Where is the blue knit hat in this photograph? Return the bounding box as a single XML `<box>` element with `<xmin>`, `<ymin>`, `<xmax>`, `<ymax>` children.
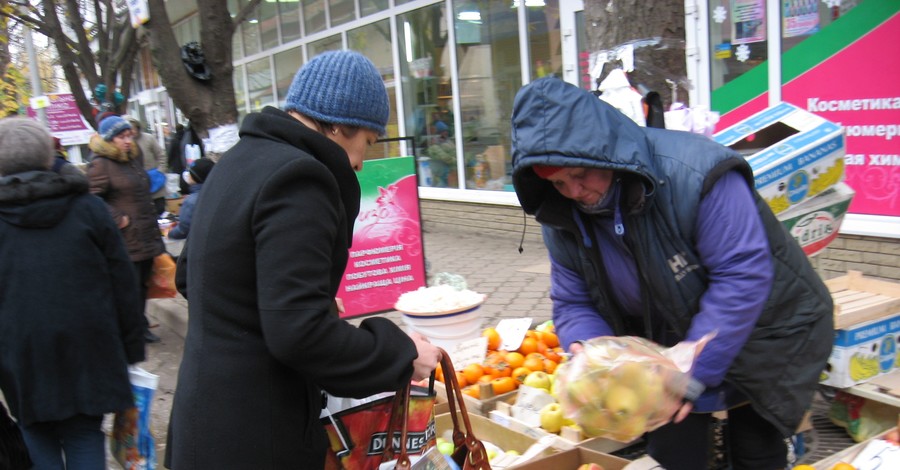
<box><xmin>283</xmin><ymin>51</ymin><xmax>389</xmax><ymax>135</ymax></box>
<box><xmin>98</xmin><ymin>115</ymin><xmax>132</xmax><ymax>141</ymax></box>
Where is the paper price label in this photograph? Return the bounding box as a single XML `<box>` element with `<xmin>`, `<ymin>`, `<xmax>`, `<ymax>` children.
<box><xmin>447</xmin><ymin>336</ymin><xmax>488</xmax><ymax>369</ymax></box>
<box><xmin>497</xmin><ymin>318</ymin><xmax>532</xmax><ymax>351</ymax></box>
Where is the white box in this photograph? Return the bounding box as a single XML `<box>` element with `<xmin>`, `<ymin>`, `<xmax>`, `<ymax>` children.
<box><xmin>821</xmin><ymin>314</ymin><xmax>900</xmax><ymax>388</ymax></box>
<box><xmin>713</xmin><ymin>102</ymin><xmax>845</xmax><ymax>215</ymax></box>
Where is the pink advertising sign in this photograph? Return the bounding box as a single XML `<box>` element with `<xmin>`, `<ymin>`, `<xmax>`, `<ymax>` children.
<box><xmin>26</xmin><ymin>93</ymin><xmax>94</xmax><ymax>145</ymax></box>
<box><xmin>782</xmin><ymin>13</ymin><xmax>900</xmax><ymax>217</ymax></box>
<box><xmin>337</xmin><ymin>156</ymin><xmax>426</xmax><ymax>318</ymax></box>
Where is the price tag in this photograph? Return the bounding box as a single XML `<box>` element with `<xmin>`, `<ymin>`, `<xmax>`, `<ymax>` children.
<box><xmin>447</xmin><ymin>336</ymin><xmax>488</xmax><ymax>369</ymax></box>
<box><xmin>511</xmin><ymin>385</ymin><xmax>555</xmax><ymax>427</ymax></box>
<box><xmin>497</xmin><ymin>318</ymin><xmax>532</xmax><ymax>351</ymax></box>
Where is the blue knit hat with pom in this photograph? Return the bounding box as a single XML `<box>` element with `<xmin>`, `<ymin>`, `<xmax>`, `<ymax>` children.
<box><xmin>283</xmin><ymin>51</ymin><xmax>389</xmax><ymax>136</ymax></box>
<box><xmin>98</xmin><ymin>115</ymin><xmax>132</xmax><ymax>141</ymax></box>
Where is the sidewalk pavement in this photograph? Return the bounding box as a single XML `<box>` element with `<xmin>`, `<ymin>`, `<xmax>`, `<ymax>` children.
<box><xmin>135</xmin><ymin>227</ymin><xmax>554</xmax><ymax>466</ymax></box>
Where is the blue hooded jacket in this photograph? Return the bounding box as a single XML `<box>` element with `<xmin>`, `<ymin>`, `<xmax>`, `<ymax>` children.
<box><xmin>510</xmin><ymin>77</ymin><xmax>833</xmax><ymax>437</ymax></box>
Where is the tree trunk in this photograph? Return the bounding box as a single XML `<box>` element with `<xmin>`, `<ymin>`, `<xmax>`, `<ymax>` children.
<box><xmin>584</xmin><ymin>0</ymin><xmax>687</xmax><ymax>107</ymax></box>
<box><xmin>144</xmin><ymin>0</ymin><xmax>240</xmax><ymax>136</ymax></box>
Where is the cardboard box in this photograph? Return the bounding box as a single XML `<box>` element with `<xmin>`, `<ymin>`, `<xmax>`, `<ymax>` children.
<box><xmin>713</xmin><ymin>102</ymin><xmax>845</xmax><ymax>215</ymax></box>
<box><xmin>777</xmin><ymin>182</ymin><xmax>854</xmax><ymax>257</ymax></box>
<box><xmin>509</xmin><ymin>447</ymin><xmax>630</xmax><ymax>470</ymax></box>
<box><xmin>489</xmin><ymin>402</ymin><xmax>629</xmax><ymax>454</ymax></box>
<box><xmin>434</xmin><ymin>381</ymin><xmax>517</xmax><ymax>417</ymax></box>
<box><xmin>821</xmin><ymin>313</ymin><xmax>900</xmax><ymax>388</ymax></box>
<box><xmin>434</xmin><ymin>412</ymin><xmax>556</xmax><ymax>467</ymax></box>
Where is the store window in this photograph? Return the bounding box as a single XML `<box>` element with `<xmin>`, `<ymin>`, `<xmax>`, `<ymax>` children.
<box><xmin>241</xmin><ymin>0</ymin><xmax>262</xmax><ymax>56</ymax></box>
<box><xmin>454</xmin><ymin>0</ymin><xmax>521</xmax><ymax>191</ymax></box>
<box><xmin>247</xmin><ymin>57</ymin><xmax>275</xmax><ymax>112</ymax></box>
<box><xmin>527</xmin><ymin>0</ymin><xmax>562</xmax><ymax>81</ymax></box>
<box><xmin>575</xmin><ymin>10</ymin><xmax>590</xmax><ymax>90</ymax></box>
<box><xmin>259</xmin><ymin>0</ymin><xmax>280</xmax><ymax>50</ymax></box>
<box><xmin>398</xmin><ymin>4</ymin><xmax>456</xmax><ymax>188</ymax></box>
<box><xmin>348</xmin><ymin>19</ymin><xmax>401</xmax><ymax>160</ymax></box>
<box><xmin>308</xmin><ymin>34</ymin><xmax>343</xmax><ymax>58</ymax></box>
<box><xmin>234</xmin><ymin>64</ymin><xmax>247</xmax><ymax>121</ymax></box>
<box><xmin>708</xmin><ymin>0</ymin><xmax>768</xmax><ymax>91</ymax></box>
<box><xmin>304</xmin><ymin>0</ymin><xmax>327</xmax><ymax>35</ymax></box>
<box><xmin>360</xmin><ymin>0</ymin><xmax>388</xmax><ymax>17</ymax></box>
<box><xmin>781</xmin><ymin>1</ymin><xmax>860</xmax><ymax>52</ymax></box>
<box><xmin>280</xmin><ymin>0</ymin><xmax>302</xmax><ymax>43</ymax></box>
<box><xmin>275</xmin><ymin>47</ymin><xmax>304</xmax><ymax>107</ymax></box>
<box><xmin>329</xmin><ymin>0</ymin><xmax>355</xmax><ymax>27</ymax></box>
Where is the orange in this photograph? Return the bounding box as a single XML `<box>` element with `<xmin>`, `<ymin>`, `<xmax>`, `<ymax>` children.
<box><xmin>830</xmin><ymin>463</ymin><xmax>856</xmax><ymax>470</ymax></box>
<box><xmin>522</xmin><ymin>354</ymin><xmax>545</xmax><ymax>373</ymax></box>
<box><xmin>462</xmin><ymin>385</ymin><xmax>480</xmax><ymax>399</ymax></box>
<box><xmin>505</xmin><ymin>352</ymin><xmax>525</xmax><ymax>369</ymax></box>
<box><xmin>462</xmin><ymin>363</ymin><xmax>484</xmax><ymax>385</ymax></box>
<box><xmin>477</xmin><ymin>374</ymin><xmax>494</xmax><ymax>385</ymax></box>
<box><xmin>511</xmin><ymin>366</ymin><xmax>532</xmax><ymax>384</ymax></box>
<box><xmin>453</xmin><ymin>370</ymin><xmax>468</xmax><ymax>388</ymax></box>
<box><xmin>543</xmin><ymin>358</ymin><xmax>558</xmax><ymax>374</ymax></box>
<box><xmin>518</xmin><ymin>337</ymin><xmax>539</xmax><ymax>355</ymax></box>
<box><xmin>482</xmin><ymin>327</ymin><xmax>502</xmax><ymax>351</ymax></box>
<box><xmin>543</xmin><ymin>348</ymin><xmax>562</xmax><ymax>363</ymax></box>
<box><xmin>435</xmin><ymin>363</ymin><xmax>444</xmax><ymax>382</ymax></box>
<box><xmin>491</xmin><ymin>377</ymin><xmax>517</xmax><ymax>395</ymax></box>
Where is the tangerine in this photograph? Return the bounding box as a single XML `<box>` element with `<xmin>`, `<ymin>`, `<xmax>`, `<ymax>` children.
<box><xmin>518</xmin><ymin>337</ymin><xmax>539</xmax><ymax>355</ymax></box>
<box><xmin>462</xmin><ymin>363</ymin><xmax>485</xmax><ymax>385</ymax></box>
<box><xmin>491</xmin><ymin>377</ymin><xmax>517</xmax><ymax>395</ymax></box>
<box><xmin>482</xmin><ymin>327</ymin><xmax>502</xmax><ymax>351</ymax></box>
<box><xmin>505</xmin><ymin>352</ymin><xmax>525</xmax><ymax>369</ymax></box>
<box><xmin>462</xmin><ymin>385</ymin><xmax>480</xmax><ymax>399</ymax></box>
<box><xmin>543</xmin><ymin>359</ymin><xmax>558</xmax><ymax>374</ymax></box>
<box><xmin>511</xmin><ymin>366</ymin><xmax>532</xmax><ymax>384</ymax></box>
<box><xmin>522</xmin><ymin>354</ymin><xmax>545</xmax><ymax>373</ymax></box>
<box><xmin>453</xmin><ymin>370</ymin><xmax>468</xmax><ymax>388</ymax></box>
<box><xmin>539</xmin><ymin>331</ymin><xmax>560</xmax><ymax>348</ymax></box>
<box><xmin>435</xmin><ymin>363</ymin><xmax>444</xmax><ymax>382</ymax></box>
<box><xmin>830</xmin><ymin>463</ymin><xmax>856</xmax><ymax>470</ymax></box>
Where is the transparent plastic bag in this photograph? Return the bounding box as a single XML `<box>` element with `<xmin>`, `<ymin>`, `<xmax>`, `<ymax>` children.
<box><xmin>556</xmin><ymin>334</ymin><xmax>713</xmax><ymax>442</ymax></box>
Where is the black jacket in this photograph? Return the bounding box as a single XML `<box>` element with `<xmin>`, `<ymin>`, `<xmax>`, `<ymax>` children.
<box><xmin>0</xmin><ymin>170</ymin><xmax>145</xmax><ymax>426</ymax></box>
<box><xmin>166</xmin><ymin>107</ymin><xmax>419</xmax><ymax>469</ymax></box>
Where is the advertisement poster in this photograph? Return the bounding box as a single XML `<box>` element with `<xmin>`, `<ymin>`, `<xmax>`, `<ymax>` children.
<box><xmin>337</xmin><ymin>156</ymin><xmax>426</xmax><ymax>318</ymax></box>
<box><xmin>783</xmin><ymin>0</ymin><xmax>820</xmax><ymax>38</ymax></box>
<box><xmin>783</xmin><ymin>12</ymin><xmax>900</xmax><ymax>217</ymax></box>
<box><xmin>732</xmin><ymin>0</ymin><xmax>767</xmax><ymax>44</ymax></box>
<box><xmin>26</xmin><ymin>93</ymin><xmax>95</xmax><ymax>146</ymax></box>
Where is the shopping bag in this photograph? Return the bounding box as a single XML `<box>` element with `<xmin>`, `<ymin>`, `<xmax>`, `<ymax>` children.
<box><xmin>322</xmin><ymin>381</ymin><xmax>437</xmax><ymax>470</ymax></box>
<box><xmin>146</xmin><ymin>253</ymin><xmax>176</xmax><ymax>299</ymax></box>
<box><xmin>110</xmin><ymin>367</ymin><xmax>159</xmax><ymax>470</ymax></box>
<box><xmin>436</xmin><ymin>349</ymin><xmax>491</xmax><ymax>470</ymax></box>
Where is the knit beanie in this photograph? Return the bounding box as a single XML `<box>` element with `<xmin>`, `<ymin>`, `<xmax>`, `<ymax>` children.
<box><xmin>532</xmin><ymin>164</ymin><xmax>565</xmax><ymax>179</ymax></box>
<box><xmin>188</xmin><ymin>157</ymin><xmax>215</xmax><ymax>184</ymax></box>
<box><xmin>283</xmin><ymin>51</ymin><xmax>390</xmax><ymax>135</ymax></box>
<box><xmin>98</xmin><ymin>115</ymin><xmax>132</xmax><ymax>141</ymax></box>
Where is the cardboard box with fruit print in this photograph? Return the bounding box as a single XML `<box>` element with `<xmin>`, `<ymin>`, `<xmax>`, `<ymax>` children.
<box><xmin>821</xmin><ymin>313</ymin><xmax>900</xmax><ymax>389</ymax></box>
<box><xmin>713</xmin><ymin>101</ymin><xmax>845</xmax><ymax>215</ymax></box>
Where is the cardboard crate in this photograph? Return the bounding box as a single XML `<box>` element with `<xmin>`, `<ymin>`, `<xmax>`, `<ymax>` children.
<box><xmin>489</xmin><ymin>401</ymin><xmax>629</xmax><ymax>454</ymax></box>
<box><xmin>777</xmin><ymin>182</ymin><xmax>854</xmax><ymax>257</ymax></box>
<box><xmin>434</xmin><ymin>412</ymin><xmax>556</xmax><ymax>467</ymax></box>
<box><xmin>509</xmin><ymin>447</ymin><xmax>630</xmax><ymax>470</ymax></box>
<box><xmin>822</xmin><ymin>313</ymin><xmax>900</xmax><ymax>388</ymax></box>
<box><xmin>713</xmin><ymin>102</ymin><xmax>845</xmax><ymax>215</ymax></box>
<box><xmin>434</xmin><ymin>381</ymin><xmax>517</xmax><ymax>417</ymax></box>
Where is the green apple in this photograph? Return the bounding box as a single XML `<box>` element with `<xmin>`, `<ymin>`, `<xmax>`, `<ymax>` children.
<box><xmin>523</xmin><ymin>371</ymin><xmax>552</xmax><ymax>391</ymax></box>
<box><xmin>604</xmin><ymin>385</ymin><xmax>639</xmax><ymax>418</ymax></box>
<box><xmin>539</xmin><ymin>402</ymin><xmax>565</xmax><ymax>434</ymax></box>
<box><xmin>576</xmin><ymin>463</ymin><xmax>605</xmax><ymax>470</ymax></box>
<box><xmin>436</xmin><ymin>438</ymin><xmax>454</xmax><ymax>456</ymax></box>
<box><xmin>577</xmin><ymin>405</ymin><xmax>613</xmax><ymax>438</ymax></box>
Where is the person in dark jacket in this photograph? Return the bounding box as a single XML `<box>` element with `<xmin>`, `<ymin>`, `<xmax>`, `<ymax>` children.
<box><xmin>0</xmin><ymin>117</ymin><xmax>146</xmax><ymax>469</ymax></box>
<box><xmin>510</xmin><ymin>77</ymin><xmax>833</xmax><ymax>470</ymax></box>
<box><xmin>87</xmin><ymin>115</ymin><xmax>167</xmax><ymax>343</ymax></box>
<box><xmin>165</xmin><ymin>50</ymin><xmax>442</xmax><ymax>469</ymax></box>
<box><xmin>167</xmin><ymin>157</ymin><xmax>214</xmax><ymax>240</ymax></box>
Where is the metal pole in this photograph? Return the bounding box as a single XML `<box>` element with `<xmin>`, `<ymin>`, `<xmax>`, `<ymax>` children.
<box><xmin>24</xmin><ymin>25</ymin><xmax>46</xmax><ymax>125</ymax></box>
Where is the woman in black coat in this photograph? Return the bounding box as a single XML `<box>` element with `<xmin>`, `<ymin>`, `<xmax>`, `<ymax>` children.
<box><xmin>166</xmin><ymin>51</ymin><xmax>442</xmax><ymax>469</ymax></box>
<box><xmin>0</xmin><ymin>117</ymin><xmax>146</xmax><ymax>469</ymax></box>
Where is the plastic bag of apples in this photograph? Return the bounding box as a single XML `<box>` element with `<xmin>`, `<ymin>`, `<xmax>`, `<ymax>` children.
<box><xmin>556</xmin><ymin>334</ymin><xmax>713</xmax><ymax>442</ymax></box>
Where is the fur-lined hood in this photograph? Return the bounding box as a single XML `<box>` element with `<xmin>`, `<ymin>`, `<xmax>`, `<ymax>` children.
<box><xmin>89</xmin><ymin>134</ymin><xmax>139</xmax><ymax>162</ymax></box>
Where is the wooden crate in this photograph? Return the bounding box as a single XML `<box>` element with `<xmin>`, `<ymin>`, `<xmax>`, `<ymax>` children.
<box><xmin>434</xmin><ymin>381</ymin><xmax>517</xmax><ymax>417</ymax></box>
<box><xmin>826</xmin><ymin>271</ymin><xmax>900</xmax><ymax>329</ymax></box>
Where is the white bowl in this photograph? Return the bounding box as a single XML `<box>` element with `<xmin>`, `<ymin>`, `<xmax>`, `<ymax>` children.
<box><xmin>401</xmin><ymin>304</ymin><xmax>484</xmax><ymax>346</ymax></box>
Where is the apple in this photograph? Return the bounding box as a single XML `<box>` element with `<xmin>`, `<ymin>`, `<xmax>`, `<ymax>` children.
<box><xmin>435</xmin><ymin>437</ymin><xmax>454</xmax><ymax>456</ymax></box>
<box><xmin>576</xmin><ymin>463</ymin><xmax>605</xmax><ymax>470</ymax></box>
<box><xmin>577</xmin><ymin>405</ymin><xmax>613</xmax><ymax>438</ymax></box>
<box><xmin>604</xmin><ymin>385</ymin><xmax>640</xmax><ymax>418</ymax></box>
<box><xmin>562</xmin><ymin>373</ymin><xmax>607</xmax><ymax>408</ymax></box>
<box><xmin>610</xmin><ymin>414</ymin><xmax>648</xmax><ymax>442</ymax></box>
<box><xmin>523</xmin><ymin>371</ymin><xmax>552</xmax><ymax>391</ymax></box>
<box><xmin>535</xmin><ymin>320</ymin><xmax>555</xmax><ymax>333</ymax></box>
<box><xmin>539</xmin><ymin>402</ymin><xmax>565</xmax><ymax>434</ymax></box>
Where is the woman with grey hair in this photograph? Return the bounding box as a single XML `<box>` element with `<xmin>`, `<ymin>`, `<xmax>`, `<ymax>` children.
<box><xmin>0</xmin><ymin>117</ymin><xmax>146</xmax><ymax>469</ymax></box>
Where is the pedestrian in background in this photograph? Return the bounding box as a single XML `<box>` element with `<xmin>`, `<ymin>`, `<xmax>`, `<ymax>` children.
<box><xmin>87</xmin><ymin>114</ymin><xmax>166</xmax><ymax>344</ymax></box>
<box><xmin>510</xmin><ymin>77</ymin><xmax>833</xmax><ymax>470</ymax></box>
<box><xmin>126</xmin><ymin>116</ymin><xmax>168</xmax><ymax>216</ymax></box>
<box><xmin>167</xmin><ymin>157</ymin><xmax>214</xmax><ymax>240</ymax></box>
<box><xmin>0</xmin><ymin>117</ymin><xmax>146</xmax><ymax>469</ymax></box>
<box><xmin>166</xmin><ymin>50</ymin><xmax>442</xmax><ymax>469</ymax></box>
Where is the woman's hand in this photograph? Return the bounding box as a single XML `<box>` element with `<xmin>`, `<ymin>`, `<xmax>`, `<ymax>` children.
<box><xmin>408</xmin><ymin>332</ymin><xmax>441</xmax><ymax>382</ymax></box>
<box><xmin>118</xmin><ymin>214</ymin><xmax>130</xmax><ymax>229</ymax></box>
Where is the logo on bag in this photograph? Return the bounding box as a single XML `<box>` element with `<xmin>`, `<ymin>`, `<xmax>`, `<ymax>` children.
<box><xmin>367</xmin><ymin>420</ymin><xmax>436</xmax><ymax>456</ymax></box>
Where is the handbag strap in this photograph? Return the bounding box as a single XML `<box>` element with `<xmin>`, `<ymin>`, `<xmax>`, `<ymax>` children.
<box><xmin>438</xmin><ymin>348</ymin><xmax>491</xmax><ymax>470</ymax></box>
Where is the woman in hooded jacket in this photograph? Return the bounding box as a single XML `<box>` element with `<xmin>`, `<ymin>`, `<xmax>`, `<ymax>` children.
<box><xmin>87</xmin><ymin>114</ymin><xmax>166</xmax><ymax>344</ymax></box>
<box><xmin>510</xmin><ymin>77</ymin><xmax>833</xmax><ymax>470</ymax></box>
